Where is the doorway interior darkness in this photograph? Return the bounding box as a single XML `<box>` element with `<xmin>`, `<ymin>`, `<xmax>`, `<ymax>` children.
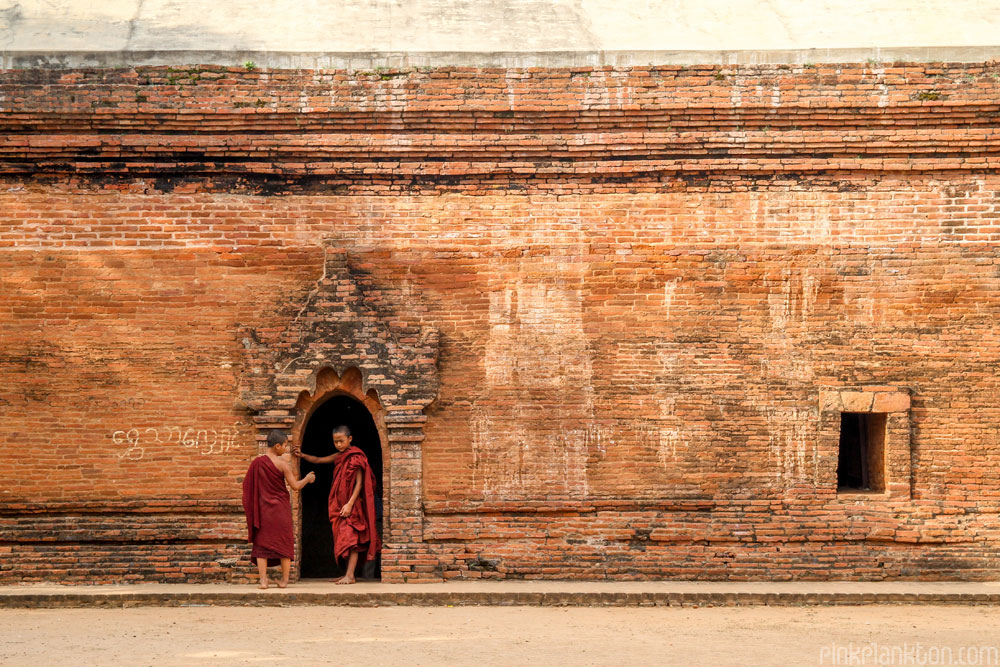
<box><xmin>299</xmin><ymin>394</ymin><xmax>383</xmax><ymax>579</ymax></box>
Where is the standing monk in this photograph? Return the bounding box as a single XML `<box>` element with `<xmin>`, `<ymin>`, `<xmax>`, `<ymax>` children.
<box><xmin>296</xmin><ymin>425</ymin><xmax>380</xmax><ymax>584</ymax></box>
<box><xmin>242</xmin><ymin>429</ymin><xmax>315</xmax><ymax>589</ymax></box>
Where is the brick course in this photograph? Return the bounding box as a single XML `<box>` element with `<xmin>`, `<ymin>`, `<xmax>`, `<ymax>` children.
<box><xmin>1</xmin><ymin>63</ymin><xmax>999</xmax><ymax>582</ymax></box>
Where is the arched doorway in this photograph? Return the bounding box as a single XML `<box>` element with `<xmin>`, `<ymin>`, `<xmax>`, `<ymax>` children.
<box><xmin>298</xmin><ymin>394</ymin><xmax>383</xmax><ymax>579</ymax></box>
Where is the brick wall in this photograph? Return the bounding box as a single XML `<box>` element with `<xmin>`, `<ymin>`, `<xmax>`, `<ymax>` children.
<box><xmin>2</xmin><ymin>63</ymin><xmax>999</xmax><ymax>582</ymax></box>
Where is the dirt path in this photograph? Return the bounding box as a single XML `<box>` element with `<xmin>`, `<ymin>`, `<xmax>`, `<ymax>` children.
<box><xmin>3</xmin><ymin>605</ymin><xmax>1000</xmax><ymax>666</ymax></box>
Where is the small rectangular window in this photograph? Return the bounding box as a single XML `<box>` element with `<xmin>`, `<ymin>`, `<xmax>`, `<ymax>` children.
<box><xmin>837</xmin><ymin>412</ymin><xmax>887</xmax><ymax>492</ymax></box>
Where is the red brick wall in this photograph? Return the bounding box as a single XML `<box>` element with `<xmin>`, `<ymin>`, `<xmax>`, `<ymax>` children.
<box><xmin>2</xmin><ymin>63</ymin><xmax>999</xmax><ymax>582</ymax></box>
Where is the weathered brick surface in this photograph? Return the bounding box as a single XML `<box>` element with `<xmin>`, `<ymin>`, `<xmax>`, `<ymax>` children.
<box><xmin>1</xmin><ymin>64</ymin><xmax>999</xmax><ymax>582</ymax></box>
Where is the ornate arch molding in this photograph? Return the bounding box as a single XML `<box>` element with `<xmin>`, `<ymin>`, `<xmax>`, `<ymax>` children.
<box><xmin>237</xmin><ymin>246</ymin><xmax>439</xmax><ymax>576</ymax></box>
<box><xmin>289</xmin><ymin>366</ymin><xmax>388</xmax><ymax>466</ymax></box>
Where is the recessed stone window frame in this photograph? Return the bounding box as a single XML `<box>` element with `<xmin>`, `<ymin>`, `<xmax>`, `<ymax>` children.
<box><xmin>818</xmin><ymin>387</ymin><xmax>912</xmax><ymax>500</ymax></box>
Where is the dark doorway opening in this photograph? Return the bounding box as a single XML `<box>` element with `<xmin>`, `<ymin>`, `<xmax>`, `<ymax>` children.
<box><xmin>837</xmin><ymin>412</ymin><xmax>887</xmax><ymax>492</ymax></box>
<box><xmin>299</xmin><ymin>394</ymin><xmax>383</xmax><ymax>579</ymax></box>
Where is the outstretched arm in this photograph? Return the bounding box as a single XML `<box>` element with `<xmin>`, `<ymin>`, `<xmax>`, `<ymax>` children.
<box><xmin>280</xmin><ymin>459</ymin><xmax>315</xmax><ymax>491</ymax></box>
<box><xmin>294</xmin><ymin>446</ymin><xmax>342</xmax><ymax>465</ymax></box>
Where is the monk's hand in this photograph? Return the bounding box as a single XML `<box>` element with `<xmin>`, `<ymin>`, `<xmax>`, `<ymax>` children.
<box><xmin>339</xmin><ymin>502</ymin><xmax>353</xmax><ymax>517</ymax></box>
<box><xmin>291</xmin><ymin>444</ymin><xmax>302</xmax><ymax>457</ymax></box>
<box><xmin>304</xmin><ymin>471</ymin><xmax>316</xmax><ymax>484</ymax></box>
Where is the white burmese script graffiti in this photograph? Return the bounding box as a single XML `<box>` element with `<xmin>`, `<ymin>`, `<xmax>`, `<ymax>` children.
<box><xmin>112</xmin><ymin>422</ymin><xmax>251</xmax><ymax>460</ymax></box>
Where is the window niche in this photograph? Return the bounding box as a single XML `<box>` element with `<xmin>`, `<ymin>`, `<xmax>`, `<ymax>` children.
<box><xmin>837</xmin><ymin>412</ymin><xmax>887</xmax><ymax>492</ymax></box>
<box><xmin>819</xmin><ymin>388</ymin><xmax>911</xmax><ymax>499</ymax></box>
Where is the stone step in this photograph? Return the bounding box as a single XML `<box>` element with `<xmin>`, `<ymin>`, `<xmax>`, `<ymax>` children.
<box><xmin>4</xmin><ymin>581</ymin><xmax>1000</xmax><ymax>609</ymax></box>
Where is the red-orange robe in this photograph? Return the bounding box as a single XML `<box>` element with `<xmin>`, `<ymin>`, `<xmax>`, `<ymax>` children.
<box><xmin>241</xmin><ymin>455</ymin><xmax>295</xmax><ymax>566</ymax></box>
<box><xmin>328</xmin><ymin>446</ymin><xmax>381</xmax><ymax>564</ymax></box>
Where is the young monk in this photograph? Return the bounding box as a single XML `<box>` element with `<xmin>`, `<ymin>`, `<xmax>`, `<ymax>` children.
<box><xmin>241</xmin><ymin>429</ymin><xmax>315</xmax><ymax>589</ymax></box>
<box><xmin>296</xmin><ymin>425</ymin><xmax>380</xmax><ymax>584</ymax></box>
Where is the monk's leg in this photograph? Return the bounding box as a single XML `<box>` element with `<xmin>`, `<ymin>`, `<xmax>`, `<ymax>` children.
<box><xmin>256</xmin><ymin>558</ymin><xmax>269</xmax><ymax>589</ymax></box>
<box><xmin>278</xmin><ymin>558</ymin><xmax>291</xmax><ymax>588</ymax></box>
<box><xmin>336</xmin><ymin>550</ymin><xmax>360</xmax><ymax>584</ymax></box>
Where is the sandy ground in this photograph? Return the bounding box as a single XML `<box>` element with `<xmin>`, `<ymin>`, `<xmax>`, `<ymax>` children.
<box><xmin>2</xmin><ymin>605</ymin><xmax>1000</xmax><ymax>666</ymax></box>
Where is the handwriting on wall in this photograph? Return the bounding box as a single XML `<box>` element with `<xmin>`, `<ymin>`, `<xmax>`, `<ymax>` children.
<box><xmin>110</xmin><ymin>397</ymin><xmax>147</xmax><ymax>411</ymax></box>
<box><xmin>111</xmin><ymin>422</ymin><xmax>251</xmax><ymax>461</ymax></box>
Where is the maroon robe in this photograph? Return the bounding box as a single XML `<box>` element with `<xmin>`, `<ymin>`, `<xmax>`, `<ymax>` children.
<box><xmin>328</xmin><ymin>446</ymin><xmax>381</xmax><ymax>564</ymax></box>
<box><xmin>241</xmin><ymin>455</ymin><xmax>295</xmax><ymax>566</ymax></box>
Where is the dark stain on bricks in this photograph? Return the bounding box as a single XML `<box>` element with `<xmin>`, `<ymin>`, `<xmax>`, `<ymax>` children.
<box><xmin>469</xmin><ymin>557</ymin><xmax>500</xmax><ymax>572</ymax></box>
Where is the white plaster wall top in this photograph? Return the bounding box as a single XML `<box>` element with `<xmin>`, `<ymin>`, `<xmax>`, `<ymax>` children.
<box><xmin>3</xmin><ymin>0</ymin><xmax>1000</xmax><ymax>68</ymax></box>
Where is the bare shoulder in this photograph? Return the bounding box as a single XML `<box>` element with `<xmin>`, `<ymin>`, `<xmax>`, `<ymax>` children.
<box><xmin>267</xmin><ymin>454</ymin><xmax>291</xmax><ymax>473</ymax></box>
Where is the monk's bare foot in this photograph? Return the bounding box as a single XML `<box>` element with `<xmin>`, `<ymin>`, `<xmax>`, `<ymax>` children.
<box><xmin>258</xmin><ymin>581</ymin><xmax>268</xmax><ymax>590</ymax></box>
<box><xmin>278</xmin><ymin>580</ymin><xmax>289</xmax><ymax>588</ymax></box>
<box><xmin>335</xmin><ymin>575</ymin><xmax>356</xmax><ymax>585</ymax></box>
